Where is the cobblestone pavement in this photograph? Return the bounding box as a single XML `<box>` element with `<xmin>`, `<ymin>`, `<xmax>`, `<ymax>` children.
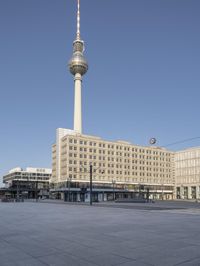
<box><xmin>0</xmin><ymin>201</ymin><xmax>200</xmax><ymax>266</ymax></box>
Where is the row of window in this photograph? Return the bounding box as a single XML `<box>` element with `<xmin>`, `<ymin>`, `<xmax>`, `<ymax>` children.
<box><xmin>68</xmin><ymin>147</ymin><xmax>171</xmax><ymax>161</ymax></box>
<box><xmin>67</xmin><ymin>173</ymin><xmax>172</xmax><ymax>183</ymax></box>
<box><xmin>176</xmin><ymin>150</ymin><xmax>200</xmax><ymax>161</ymax></box>
<box><xmin>68</xmin><ymin>139</ymin><xmax>170</xmax><ymax>156</ymax></box>
<box><xmin>67</xmin><ymin>157</ymin><xmax>171</xmax><ymax>168</ymax></box>
<box><xmin>176</xmin><ymin>168</ymin><xmax>200</xmax><ymax>175</ymax></box>
<box><xmin>67</xmin><ymin>166</ymin><xmax>171</xmax><ymax>177</ymax></box>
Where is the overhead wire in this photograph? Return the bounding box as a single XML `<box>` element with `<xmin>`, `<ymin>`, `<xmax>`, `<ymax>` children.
<box><xmin>162</xmin><ymin>136</ymin><xmax>200</xmax><ymax>148</ymax></box>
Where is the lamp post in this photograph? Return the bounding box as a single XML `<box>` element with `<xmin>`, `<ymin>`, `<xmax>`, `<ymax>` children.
<box><xmin>138</xmin><ymin>183</ymin><xmax>141</xmax><ymax>198</ymax></box>
<box><xmin>90</xmin><ymin>164</ymin><xmax>93</xmax><ymax>206</ymax></box>
<box><xmin>16</xmin><ymin>179</ymin><xmax>19</xmax><ymax>201</ymax></box>
<box><xmin>161</xmin><ymin>183</ymin><xmax>164</xmax><ymax>200</ymax></box>
<box><xmin>80</xmin><ymin>163</ymin><xmax>93</xmax><ymax>205</ymax></box>
<box><xmin>112</xmin><ymin>179</ymin><xmax>116</xmax><ymax>201</ymax></box>
<box><xmin>67</xmin><ymin>177</ymin><xmax>72</xmax><ymax>202</ymax></box>
<box><xmin>35</xmin><ymin>177</ymin><xmax>38</xmax><ymax>202</ymax></box>
<box><xmin>80</xmin><ymin>163</ymin><xmax>104</xmax><ymax>206</ymax></box>
<box><xmin>199</xmin><ymin>175</ymin><xmax>200</xmax><ymax>200</ymax></box>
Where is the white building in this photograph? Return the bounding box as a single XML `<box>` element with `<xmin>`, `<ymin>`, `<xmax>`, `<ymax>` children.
<box><xmin>175</xmin><ymin>147</ymin><xmax>200</xmax><ymax>200</ymax></box>
<box><xmin>3</xmin><ymin>167</ymin><xmax>52</xmax><ymax>185</ymax></box>
<box><xmin>3</xmin><ymin>167</ymin><xmax>52</xmax><ymax>199</ymax></box>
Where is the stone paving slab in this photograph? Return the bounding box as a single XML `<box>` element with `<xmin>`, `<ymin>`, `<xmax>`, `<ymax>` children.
<box><xmin>39</xmin><ymin>199</ymin><xmax>200</xmax><ymax>210</ymax></box>
<box><xmin>0</xmin><ymin>201</ymin><xmax>200</xmax><ymax>266</ymax></box>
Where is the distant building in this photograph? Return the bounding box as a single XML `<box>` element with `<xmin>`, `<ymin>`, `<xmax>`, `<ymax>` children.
<box><xmin>175</xmin><ymin>147</ymin><xmax>200</xmax><ymax>200</ymax></box>
<box><xmin>3</xmin><ymin>167</ymin><xmax>51</xmax><ymax>199</ymax></box>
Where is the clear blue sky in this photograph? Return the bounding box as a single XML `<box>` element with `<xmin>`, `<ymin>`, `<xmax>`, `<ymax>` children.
<box><xmin>0</xmin><ymin>0</ymin><xmax>200</xmax><ymax>184</ymax></box>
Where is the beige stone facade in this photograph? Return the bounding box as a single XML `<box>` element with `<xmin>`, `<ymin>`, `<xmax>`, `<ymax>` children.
<box><xmin>51</xmin><ymin>128</ymin><xmax>175</xmax><ymax>199</ymax></box>
<box><xmin>175</xmin><ymin>147</ymin><xmax>200</xmax><ymax>199</ymax></box>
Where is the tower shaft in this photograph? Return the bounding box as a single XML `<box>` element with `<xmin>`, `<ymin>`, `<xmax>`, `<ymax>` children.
<box><xmin>68</xmin><ymin>0</ymin><xmax>88</xmax><ymax>134</ymax></box>
<box><xmin>74</xmin><ymin>73</ymin><xmax>82</xmax><ymax>133</ymax></box>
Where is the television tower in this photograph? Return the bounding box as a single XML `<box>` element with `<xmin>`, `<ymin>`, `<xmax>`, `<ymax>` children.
<box><xmin>69</xmin><ymin>0</ymin><xmax>88</xmax><ymax>134</ymax></box>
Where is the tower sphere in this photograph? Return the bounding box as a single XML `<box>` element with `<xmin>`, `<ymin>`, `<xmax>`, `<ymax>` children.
<box><xmin>68</xmin><ymin>52</ymin><xmax>88</xmax><ymax>76</ymax></box>
<box><xmin>68</xmin><ymin>40</ymin><xmax>88</xmax><ymax>76</ymax></box>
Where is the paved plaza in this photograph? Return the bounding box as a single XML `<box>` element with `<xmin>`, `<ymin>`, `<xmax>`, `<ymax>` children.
<box><xmin>0</xmin><ymin>201</ymin><xmax>200</xmax><ymax>266</ymax></box>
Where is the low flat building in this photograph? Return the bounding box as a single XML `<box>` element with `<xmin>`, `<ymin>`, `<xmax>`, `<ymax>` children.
<box><xmin>3</xmin><ymin>167</ymin><xmax>51</xmax><ymax>199</ymax></box>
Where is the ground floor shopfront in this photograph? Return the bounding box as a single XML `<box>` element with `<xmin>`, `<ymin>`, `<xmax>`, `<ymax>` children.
<box><xmin>0</xmin><ymin>180</ymin><xmax>49</xmax><ymax>201</ymax></box>
<box><xmin>50</xmin><ymin>182</ymin><xmax>174</xmax><ymax>202</ymax></box>
<box><xmin>176</xmin><ymin>185</ymin><xmax>200</xmax><ymax>200</ymax></box>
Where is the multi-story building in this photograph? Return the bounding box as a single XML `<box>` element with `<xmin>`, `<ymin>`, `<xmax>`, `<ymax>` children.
<box><xmin>50</xmin><ymin>2</ymin><xmax>175</xmax><ymax>201</ymax></box>
<box><xmin>51</xmin><ymin>128</ymin><xmax>175</xmax><ymax>201</ymax></box>
<box><xmin>175</xmin><ymin>147</ymin><xmax>200</xmax><ymax>200</ymax></box>
<box><xmin>3</xmin><ymin>167</ymin><xmax>51</xmax><ymax>199</ymax></box>
<box><xmin>50</xmin><ymin>1</ymin><xmax>198</xmax><ymax>203</ymax></box>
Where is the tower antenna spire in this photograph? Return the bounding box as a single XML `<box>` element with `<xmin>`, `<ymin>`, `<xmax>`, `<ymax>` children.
<box><xmin>76</xmin><ymin>0</ymin><xmax>80</xmax><ymax>40</ymax></box>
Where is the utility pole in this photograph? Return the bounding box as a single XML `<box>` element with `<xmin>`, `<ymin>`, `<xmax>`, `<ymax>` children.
<box><xmin>90</xmin><ymin>164</ymin><xmax>93</xmax><ymax>206</ymax></box>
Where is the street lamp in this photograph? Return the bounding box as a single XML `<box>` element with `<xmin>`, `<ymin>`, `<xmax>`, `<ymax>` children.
<box><xmin>16</xmin><ymin>179</ymin><xmax>19</xmax><ymax>201</ymax></box>
<box><xmin>89</xmin><ymin>164</ymin><xmax>93</xmax><ymax>206</ymax></box>
<box><xmin>161</xmin><ymin>183</ymin><xmax>164</xmax><ymax>200</ymax></box>
<box><xmin>67</xmin><ymin>177</ymin><xmax>72</xmax><ymax>202</ymax></box>
<box><xmin>80</xmin><ymin>163</ymin><xmax>104</xmax><ymax>206</ymax></box>
<box><xmin>112</xmin><ymin>179</ymin><xmax>116</xmax><ymax>201</ymax></box>
<box><xmin>35</xmin><ymin>177</ymin><xmax>38</xmax><ymax>202</ymax></box>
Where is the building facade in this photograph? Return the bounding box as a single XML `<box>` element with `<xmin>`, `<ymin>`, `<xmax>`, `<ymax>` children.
<box><xmin>3</xmin><ymin>167</ymin><xmax>51</xmax><ymax>199</ymax></box>
<box><xmin>50</xmin><ymin>2</ymin><xmax>175</xmax><ymax>201</ymax></box>
<box><xmin>50</xmin><ymin>1</ymin><xmax>199</xmax><ymax>203</ymax></box>
<box><xmin>51</xmin><ymin>129</ymin><xmax>175</xmax><ymax>201</ymax></box>
<box><xmin>175</xmin><ymin>147</ymin><xmax>200</xmax><ymax>200</ymax></box>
